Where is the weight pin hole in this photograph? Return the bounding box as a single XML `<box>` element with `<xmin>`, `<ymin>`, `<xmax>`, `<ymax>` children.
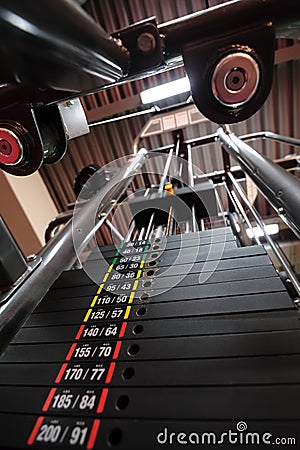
<box><xmin>115</xmin><ymin>395</ymin><xmax>130</xmax><ymax>410</ymax></box>
<box><xmin>146</xmin><ymin>269</ymin><xmax>155</xmax><ymax>277</ymax></box>
<box><xmin>107</xmin><ymin>428</ymin><xmax>122</xmax><ymax>446</ymax></box>
<box><xmin>122</xmin><ymin>367</ymin><xmax>135</xmax><ymax>380</ymax></box>
<box><xmin>127</xmin><ymin>344</ymin><xmax>140</xmax><ymax>356</ymax></box>
<box><xmin>148</xmin><ymin>260</ymin><xmax>157</xmax><ymax>267</ymax></box>
<box><xmin>132</xmin><ymin>324</ymin><xmax>144</xmax><ymax>335</ymax></box>
<box><xmin>136</xmin><ymin>306</ymin><xmax>147</xmax><ymax>316</ymax></box>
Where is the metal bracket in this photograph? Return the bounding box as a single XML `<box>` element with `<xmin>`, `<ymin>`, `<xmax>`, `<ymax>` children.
<box><xmin>112</xmin><ymin>18</ymin><xmax>165</xmax><ymax>75</ymax></box>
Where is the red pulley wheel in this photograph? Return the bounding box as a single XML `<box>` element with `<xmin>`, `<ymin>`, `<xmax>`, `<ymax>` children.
<box><xmin>0</xmin><ymin>128</ymin><xmax>23</xmax><ymax>165</ymax></box>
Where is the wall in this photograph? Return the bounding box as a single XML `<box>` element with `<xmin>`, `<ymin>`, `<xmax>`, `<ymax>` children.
<box><xmin>0</xmin><ymin>171</ymin><xmax>58</xmax><ymax>256</ymax></box>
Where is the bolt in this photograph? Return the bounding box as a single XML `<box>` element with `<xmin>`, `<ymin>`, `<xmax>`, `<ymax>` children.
<box><xmin>114</xmin><ymin>38</ymin><xmax>123</xmax><ymax>47</ymax></box>
<box><xmin>27</xmin><ymin>254</ymin><xmax>37</xmax><ymax>262</ymax></box>
<box><xmin>226</xmin><ymin>68</ymin><xmax>246</xmax><ymax>91</ymax></box>
<box><xmin>137</xmin><ymin>32</ymin><xmax>156</xmax><ymax>54</ymax></box>
<box><xmin>0</xmin><ymin>139</ymin><xmax>12</xmax><ymax>156</ymax></box>
<box><xmin>65</xmin><ymin>100</ymin><xmax>75</xmax><ymax>108</ymax></box>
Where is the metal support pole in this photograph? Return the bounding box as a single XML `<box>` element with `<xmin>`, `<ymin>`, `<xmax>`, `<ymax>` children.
<box><xmin>240</xmin><ymin>131</ymin><xmax>300</xmax><ymax>148</ymax></box>
<box><xmin>227</xmin><ymin>171</ymin><xmax>300</xmax><ymax>300</ymax></box>
<box><xmin>218</xmin><ymin>127</ymin><xmax>300</xmax><ymax>238</ymax></box>
<box><xmin>0</xmin><ymin>149</ymin><xmax>147</xmax><ymax>355</ymax></box>
<box><xmin>147</xmin><ymin>130</ymin><xmax>300</xmax><ymax>155</ymax></box>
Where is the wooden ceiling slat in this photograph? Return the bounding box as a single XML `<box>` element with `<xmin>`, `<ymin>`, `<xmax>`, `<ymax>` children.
<box><xmin>86</xmin><ymin>94</ymin><xmax>98</xmax><ymax>110</ymax></box>
<box><xmin>292</xmin><ymin>60</ymin><xmax>300</xmax><ymax>140</ymax></box>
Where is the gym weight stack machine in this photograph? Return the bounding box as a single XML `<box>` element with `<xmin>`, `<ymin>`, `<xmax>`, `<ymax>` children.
<box><xmin>0</xmin><ymin>0</ymin><xmax>300</xmax><ymax>448</ymax></box>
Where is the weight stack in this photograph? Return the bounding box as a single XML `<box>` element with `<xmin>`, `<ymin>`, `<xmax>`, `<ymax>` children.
<box><xmin>0</xmin><ymin>227</ymin><xmax>299</xmax><ymax>449</ymax></box>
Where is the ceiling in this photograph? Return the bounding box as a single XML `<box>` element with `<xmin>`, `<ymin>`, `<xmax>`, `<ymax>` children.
<box><xmin>38</xmin><ymin>0</ymin><xmax>300</xmax><ymax>245</ymax></box>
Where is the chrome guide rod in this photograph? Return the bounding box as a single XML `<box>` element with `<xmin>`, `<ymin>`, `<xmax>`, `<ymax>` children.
<box><xmin>166</xmin><ymin>206</ymin><xmax>174</xmax><ymax>237</ymax></box>
<box><xmin>227</xmin><ymin>171</ymin><xmax>300</xmax><ymax>299</ymax></box>
<box><xmin>224</xmin><ymin>182</ymin><xmax>260</xmax><ymax>245</ymax></box>
<box><xmin>138</xmin><ymin>227</ymin><xmax>145</xmax><ymax>241</ymax></box>
<box><xmin>0</xmin><ymin>149</ymin><xmax>148</xmax><ymax>355</ymax></box>
<box><xmin>214</xmin><ymin>186</ymin><xmax>227</xmax><ymax>227</ymax></box>
<box><xmin>145</xmin><ymin>212</ymin><xmax>155</xmax><ymax>240</ymax></box>
<box><xmin>187</xmin><ymin>143</ymin><xmax>197</xmax><ymax>233</ymax></box>
<box><xmin>185</xmin><ymin>220</ymin><xmax>190</xmax><ymax>234</ymax></box>
<box><xmin>132</xmin><ymin>229</ymin><xmax>139</xmax><ymax>241</ymax></box>
<box><xmin>158</xmin><ymin>148</ymin><xmax>174</xmax><ymax>196</ymax></box>
<box><xmin>187</xmin><ymin>143</ymin><xmax>195</xmax><ymax>188</ymax></box>
<box><xmin>105</xmin><ymin>219</ymin><xmax>125</xmax><ymax>242</ymax></box>
<box><xmin>191</xmin><ymin>205</ymin><xmax>197</xmax><ymax>233</ymax></box>
<box><xmin>175</xmin><ymin>134</ymin><xmax>181</xmax><ymax>158</ymax></box>
<box><xmin>124</xmin><ymin>221</ymin><xmax>136</xmax><ymax>242</ymax></box>
<box><xmin>90</xmin><ymin>107</ymin><xmax>157</xmax><ymax>128</ymax></box>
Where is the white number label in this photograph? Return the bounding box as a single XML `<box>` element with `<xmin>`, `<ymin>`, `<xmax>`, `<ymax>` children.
<box><xmin>52</xmin><ymin>394</ymin><xmax>73</xmax><ymax>409</ymax></box>
<box><xmin>36</xmin><ymin>424</ymin><xmax>61</xmax><ymax>443</ymax></box>
<box><xmin>69</xmin><ymin>426</ymin><xmax>88</xmax><ymax>446</ymax></box>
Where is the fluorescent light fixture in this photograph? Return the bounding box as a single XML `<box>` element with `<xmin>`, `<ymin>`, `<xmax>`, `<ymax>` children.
<box><xmin>246</xmin><ymin>223</ymin><xmax>279</xmax><ymax>239</ymax></box>
<box><xmin>140</xmin><ymin>77</ymin><xmax>191</xmax><ymax>104</ymax></box>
